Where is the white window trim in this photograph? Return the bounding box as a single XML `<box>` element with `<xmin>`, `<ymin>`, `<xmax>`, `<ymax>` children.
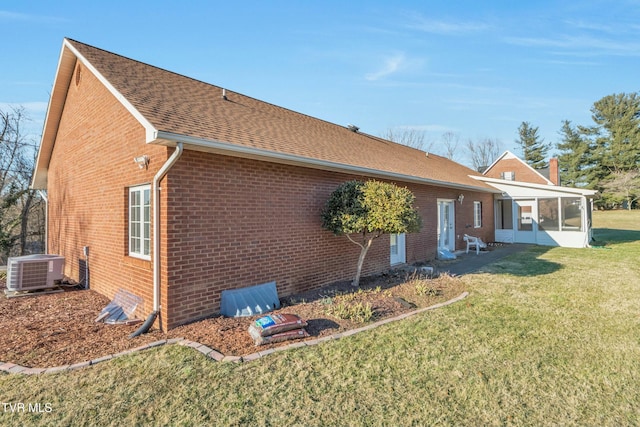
<box><xmin>129</xmin><ymin>185</ymin><xmax>151</xmax><ymax>260</ymax></box>
<box><xmin>474</xmin><ymin>201</ymin><xmax>482</xmax><ymax>228</ymax></box>
<box><xmin>501</xmin><ymin>171</ymin><xmax>515</xmax><ymax>181</ymax></box>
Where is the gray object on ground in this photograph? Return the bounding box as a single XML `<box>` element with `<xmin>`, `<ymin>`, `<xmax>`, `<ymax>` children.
<box><xmin>95</xmin><ymin>288</ymin><xmax>143</xmax><ymax>325</ymax></box>
<box><xmin>220</xmin><ymin>281</ymin><xmax>280</xmax><ymax>317</ymax></box>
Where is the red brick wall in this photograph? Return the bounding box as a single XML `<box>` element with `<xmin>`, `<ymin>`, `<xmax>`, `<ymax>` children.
<box><xmin>484</xmin><ymin>158</ymin><xmax>549</xmax><ymax>184</ymax></box>
<box><xmin>162</xmin><ymin>151</ymin><xmax>494</xmax><ymax>328</ymax></box>
<box><xmin>46</xmin><ymin>61</ymin><xmax>495</xmax><ymax>331</ymax></box>
<box><xmin>47</xmin><ymin>62</ymin><xmax>168</xmax><ymax>319</ymax></box>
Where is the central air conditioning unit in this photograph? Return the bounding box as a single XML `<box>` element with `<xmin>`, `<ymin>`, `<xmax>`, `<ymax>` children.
<box><xmin>6</xmin><ymin>254</ymin><xmax>65</xmax><ymax>292</ymax></box>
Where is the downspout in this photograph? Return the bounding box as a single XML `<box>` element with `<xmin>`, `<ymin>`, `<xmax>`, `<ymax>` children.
<box><xmin>153</xmin><ymin>143</ymin><xmax>183</xmax><ymax>321</ymax></box>
<box><xmin>37</xmin><ymin>190</ymin><xmax>48</xmax><ymax>253</ymax></box>
<box><xmin>130</xmin><ymin>142</ymin><xmax>183</xmax><ymax>338</ymax></box>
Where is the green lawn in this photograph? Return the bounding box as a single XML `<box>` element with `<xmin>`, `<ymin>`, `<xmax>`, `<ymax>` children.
<box><xmin>2</xmin><ymin>211</ymin><xmax>640</xmax><ymax>426</ymax></box>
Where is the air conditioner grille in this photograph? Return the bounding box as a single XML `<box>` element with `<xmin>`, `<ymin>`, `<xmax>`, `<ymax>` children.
<box><xmin>20</xmin><ymin>262</ymin><xmax>49</xmax><ymax>289</ymax></box>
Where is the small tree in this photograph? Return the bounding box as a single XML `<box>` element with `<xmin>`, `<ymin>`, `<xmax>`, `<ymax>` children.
<box><xmin>321</xmin><ymin>180</ymin><xmax>422</xmax><ymax>287</ymax></box>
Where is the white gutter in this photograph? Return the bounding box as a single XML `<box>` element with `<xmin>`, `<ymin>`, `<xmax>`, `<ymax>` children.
<box><xmin>155</xmin><ymin>131</ymin><xmax>497</xmax><ymax>194</ymax></box>
<box><xmin>152</xmin><ymin>143</ymin><xmax>183</xmax><ymax>318</ymax></box>
<box><xmin>471</xmin><ymin>175</ymin><xmax>597</xmax><ymax>196</ymax></box>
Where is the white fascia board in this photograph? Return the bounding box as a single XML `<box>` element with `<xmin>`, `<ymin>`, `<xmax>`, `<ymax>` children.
<box><xmin>473</xmin><ymin>175</ymin><xmax>597</xmax><ymax>196</ymax></box>
<box><xmin>31</xmin><ymin>43</ymin><xmax>76</xmax><ymax>189</ymax></box>
<box><xmin>153</xmin><ymin>131</ymin><xmax>498</xmax><ymax>193</ymax></box>
<box><xmin>482</xmin><ymin>151</ymin><xmax>510</xmax><ymax>175</ymax></box>
<box><xmin>63</xmin><ymin>39</ymin><xmax>158</xmax><ymax>143</ymax></box>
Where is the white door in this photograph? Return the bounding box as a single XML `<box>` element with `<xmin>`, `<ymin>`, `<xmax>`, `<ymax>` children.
<box><xmin>390</xmin><ymin>233</ymin><xmax>406</xmax><ymax>265</ymax></box>
<box><xmin>437</xmin><ymin>200</ymin><xmax>456</xmax><ymax>251</ymax></box>
<box><xmin>514</xmin><ymin>200</ymin><xmax>537</xmax><ymax>244</ymax></box>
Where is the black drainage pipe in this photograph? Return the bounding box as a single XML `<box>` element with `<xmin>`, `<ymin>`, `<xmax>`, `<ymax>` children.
<box><xmin>129</xmin><ymin>311</ymin><xmax>158</xmax><ymax>339</ymax></box>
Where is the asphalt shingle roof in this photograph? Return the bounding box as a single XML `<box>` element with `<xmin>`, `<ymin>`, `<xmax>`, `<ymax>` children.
<box><xmin>66</xmin><ymin>38</ymin><xmax>493</xmax><ymax>191</ymax></box>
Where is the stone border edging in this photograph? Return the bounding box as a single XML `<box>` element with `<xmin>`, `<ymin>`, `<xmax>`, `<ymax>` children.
<box><xmin>0</xmin><ymin>291</ymin><xmax>469</xmax><ymax>374</ymax></box>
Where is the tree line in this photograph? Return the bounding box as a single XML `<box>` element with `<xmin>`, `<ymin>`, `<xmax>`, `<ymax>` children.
<box><xmin>384</xmin><ymin>91</ymin><xmax>640</xmax><ymax>210</ymax></box>
<box><xmin>380</xmin><ymin>128</ymin><xmax>502</xmax><ymax>172</ymax></box>
<box><xmin>515</xmin><ymin>92</ymin><xmax>640</xmax><ymax>210</ymax></box>
<box><xmin>0</xmin><ymin>106</ymin><xmax>45</xmax><ymax>264</ymax></box>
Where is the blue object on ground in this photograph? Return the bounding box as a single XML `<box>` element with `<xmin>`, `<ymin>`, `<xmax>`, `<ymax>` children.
<box><xmin>220</xmin><ymin>281</ymin><xmax>280</xmax><ymax>317</ymax></box>
<box><xmin>438</xmin><ymin>249</ymin><xmax>457</xmax><ymax>260</ymax></box>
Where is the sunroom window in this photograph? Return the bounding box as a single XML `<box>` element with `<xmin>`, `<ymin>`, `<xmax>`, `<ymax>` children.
<box><xmin>538</xmin><ymin>198</ymin><xmax>559</xmax><ymax>231</ymax></box>
<box><xmin>561</xmin><ymin>198</ymin><xmax>582</xmax><ymax>231</ymax></box>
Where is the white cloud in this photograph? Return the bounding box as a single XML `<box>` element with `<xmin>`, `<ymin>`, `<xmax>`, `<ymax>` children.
<box><xmin>0</xmin><ymin>10</ymin><xmax>65</xmax><ymax>23</ymax></box>
<box><xmin>504</xmin><ymin>34</ymin><xmax>640</xmax><ymax>56</ymax></box>
<box><xmin>0</xmin><ymin>10</ymin><xmax>30</xmax><ymax>20</ymax></box>
<box><xmin>563</xmin><ymin>19</ymin><xmax>616</xmax><ymax>34</ymax></box>
<box><xmin>405</xmin><ymin>14</ymin><xmax>491</xmax><ymax>35</ymax></box>
<box><xmin>365</xmin><ymin>53</ymin><xmax>408</xmax><ymax>81</ymax></box>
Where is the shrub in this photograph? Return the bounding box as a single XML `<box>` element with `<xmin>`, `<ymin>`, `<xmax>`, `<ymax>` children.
<box><xmin>321</xmin><ymin>180</ymin><xmax>422</xmax><ymax>286</ymax></box>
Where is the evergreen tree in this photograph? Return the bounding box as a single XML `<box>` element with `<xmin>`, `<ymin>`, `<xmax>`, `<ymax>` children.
<box><xmin>582</xmin><ymin>92</ymin><xmax>640</xmax><ymax>207</ymax></box>
<box><xmin>516</xmin><ymin>121</ymin><xmax>549</xmax><ymax>169</ymax></box>
<box><xmin>556</xmin><ymin>120</ymin><xmax>592</xmax><ymax>187</ymax></box>
<box><xmin>590</xmin><ymin>92</ymin><xmax>640</xmax><ymax>174</ymax></box>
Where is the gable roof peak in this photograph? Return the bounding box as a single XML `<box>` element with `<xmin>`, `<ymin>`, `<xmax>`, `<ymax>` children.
<box><xmin>483</xmin><ymin>150</ymin><xmax>554</xmax><ymax>185</ymax></box>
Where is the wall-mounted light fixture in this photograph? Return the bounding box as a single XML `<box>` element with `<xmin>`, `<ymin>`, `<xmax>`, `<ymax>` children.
<box><xmin>458</xmin><ymin>193</ymin><xmax>465</xmax><ymax>204</ymax></box>
<box><xmin>134</xmin><ymin>155</ymin><xmax>149</xmax><ymax>170</ymax></box>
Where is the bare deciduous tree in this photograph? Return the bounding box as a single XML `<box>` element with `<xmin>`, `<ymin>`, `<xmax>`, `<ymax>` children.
<box><xmin>466</xmin><ymin>137</ymin><xmax>503</xmax><ymax>172</ymax></box>
<box><xmin>381</xmin><ymin>128</ymin><xmax>432</xmax><ymax>152</ymax></box>
<box><xmin>0</xmin><ymin>106</ymin><xmax>45</xmax><ymax>263</ymax></box>
<box><xmin>439</xmin><ymin>131</ymin><xmax>460</xmax><ymax>161</ymax></box>
<box><xmin>600</xmin><ymin>169</ymin><xmax>640</xmax><ymax>210</ymax></box>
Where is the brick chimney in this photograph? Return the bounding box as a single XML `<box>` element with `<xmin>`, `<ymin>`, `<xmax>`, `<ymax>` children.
<box><xmin>549</xmin><ymin>158</ymin><xmax>559</xmax><ymax>185</ymax></box>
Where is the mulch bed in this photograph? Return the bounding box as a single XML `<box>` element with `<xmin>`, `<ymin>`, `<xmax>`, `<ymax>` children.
<box><xmin>0</xmin><ymin>270</ymin><xmax>466</xmax><ymax>368</ymax></box>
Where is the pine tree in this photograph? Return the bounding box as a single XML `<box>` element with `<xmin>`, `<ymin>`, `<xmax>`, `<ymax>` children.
<box><xmin>556</xmin><ymin>120</ymin><xmax>592</xmax><ymax>187</ymax></box>
<box><xmin>516</xmin><ymin>121</ymin><xmax>549</xmax><ymax>169</ymax></box>
<box><xmin>590</xmin><ymin>92</ymin><xmax>640</xmax><ymax>174</ymax></box>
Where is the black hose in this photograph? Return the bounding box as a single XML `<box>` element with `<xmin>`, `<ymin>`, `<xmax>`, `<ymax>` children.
<box><xmin>129</xmin><ymin>311</ymin><xmax>158</xmax><ymax>339</ymax></box>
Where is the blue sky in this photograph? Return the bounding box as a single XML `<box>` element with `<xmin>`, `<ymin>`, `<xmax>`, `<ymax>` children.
<box><xmin>2</xmin><ymin>0</ymin><xmax>639</xmax><ymax>167</ymax></box>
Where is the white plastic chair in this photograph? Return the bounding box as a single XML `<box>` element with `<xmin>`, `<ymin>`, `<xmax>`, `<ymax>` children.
<box><xmin>464</xmin><ymin>234</ymin><xmax>487</xmax><ymax>255</ymax></box>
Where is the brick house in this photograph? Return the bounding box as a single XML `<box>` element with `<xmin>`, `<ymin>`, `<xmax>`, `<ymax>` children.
<box><xmin>476</xmin><ymin>151</ymin><xmax>597</xmax><ymax>248</ymax></box>
<box><xmin>482</xmin><ymin>150</ymin><xmax>559</xmax><ymax>185</ymax></box>
<box><xmin>32</xmin><ymin>39</ymin><xmax>497</xmax><ymax>330</ymax></box>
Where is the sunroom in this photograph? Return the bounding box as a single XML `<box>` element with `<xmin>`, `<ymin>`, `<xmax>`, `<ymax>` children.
<box><xmin>475</xmin><ymin>177</ymin><xmax>597</xmax><ymax>248</ymax></box>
